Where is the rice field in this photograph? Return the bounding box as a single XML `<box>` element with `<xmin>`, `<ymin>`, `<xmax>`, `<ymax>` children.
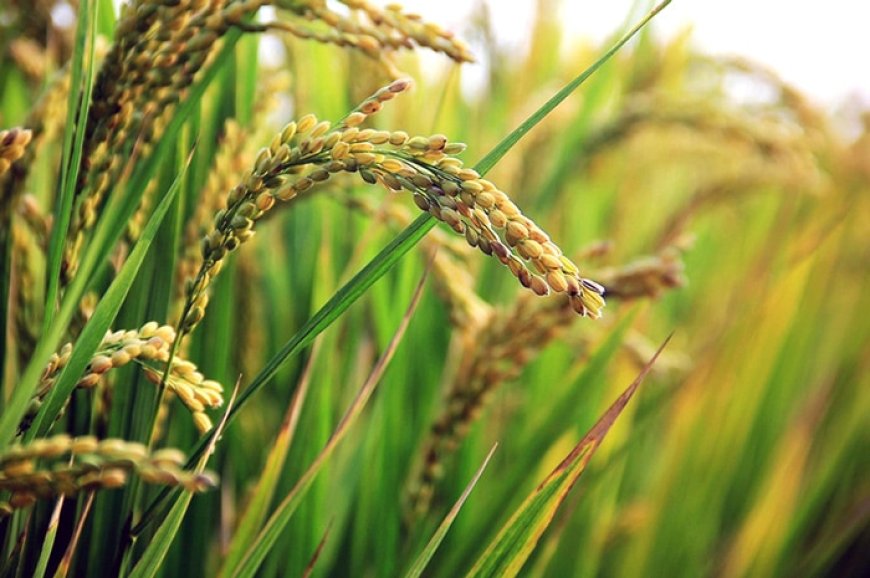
<box><xmin>0</xmin><ymin>1</ymin><xmax>867</xmax><ymax>576</ymax></box>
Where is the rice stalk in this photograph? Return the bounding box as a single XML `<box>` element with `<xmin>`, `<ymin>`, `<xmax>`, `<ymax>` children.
<box><xmin>268</xmin><ymin>0</ymin><xmax>474</xmax><ymax>65</ymax></box>
<box><xmin>407</xmin><ymin>247</ymin><xmax>684</xmax><ymax>517</ymax></box>
<box><xmin>0</xmin><ymin>434</ymin><xmax>216</xmax><ymax>518</ymax></box>
<box><xmin>180</xmin><ymin>78</ymin><xmax>604</xmax><ymax>342</ymax></box>
<box><xmin>61</xmin><ymin>0</ymin><xmax>269</xmax><ymax>284</ymax></box>
<box><xmin>21</xmin><ymin>322</ymin><xmax>224</xmax><ymax>435</ymax></box>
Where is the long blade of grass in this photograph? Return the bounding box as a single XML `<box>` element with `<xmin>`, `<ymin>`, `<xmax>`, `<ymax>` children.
<box><xmin>301</xmin><ymin>521</ymin><xmax>333</xmax><ymax>578</ymax></box>
<box><xmin>404</xmin><ymin>444</ymin><xmax>498</xmax><ymax>578</ymax></box>
<box><xmin>218</xmin><ymin>342</ymin><xmax>321</xmax><ymax>575</ymax></box>
<box><xmin>53</xmin><ymin>491</ymin><xmax>96</xmax><ymax>578</ymax></box>
<box><xmin>21</xmin><ymin>153</ymin><xmax>190</xmax><ymax>440</ymax></box>
<box><xmin>473</xmin><ymin>0</ymin><xmax>671</xmax><ymax>176</ymax></box>
<box><xmin>31</xmin><ymin>496</ymin><xmax>65</xmax><ymax>578</ymax></box>
<box><xmin>127</xmin><ymin>379</ymin><xmax>240</xmax><ymax>578</ymax></box>
<box><xmin>466</xmin><ymin>335</ymin><xmax>672</xmax><ymax>578</ymax></box>
<box><xmin>134</xmin><ymin>0</ymin><xmax>669</xmax><ymax>531</ymax></box>
<box><xmin>223</xmin><ymin>271</ymin><xmax>428</xmax><ymax>578</ymax></box>
<box><xmin>43</xmin><ymin>0</ymin><xmax>99</xmax><ymax>330</ymax></box>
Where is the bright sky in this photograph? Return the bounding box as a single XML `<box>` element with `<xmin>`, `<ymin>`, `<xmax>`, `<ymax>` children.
<box><xmin>393</xmin><ymin>0</ymin><xmax>869</xmax><ymax>107</ymax></box>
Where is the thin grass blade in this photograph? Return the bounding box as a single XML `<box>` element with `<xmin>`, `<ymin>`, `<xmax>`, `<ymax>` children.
<box><xmin>405</xmin><ymin>444</ymin><xmax>498</xmax><ymax>578</ymax></box>
<box><xmin>466</xmin><ymin>335</ymin><xmax>672</xmax><ymax>578</ymax></box>
<box><xmin>43</xmin><ymin>0</ymin><xmax>99</xmax><ymax>329</ymax></box>
<box><xmin>218</xmin><ymin>342</ymin><xmax>321</xmax><ymax>575</ymax></box>
<box><xmin>301</xmin><ymin>521</ymin><xmax>333</xmax><ymax>578</ymax></box>
<box><xmin>223</xmin><ymin>271</ymin><xmax>429</xmax><ymax>578</ymax></box>
<box><xmin>127</xmin><ymin>379</ymin><xmax>240</xmax><ymax>578</ymax></box>
<box><xmin>31</xmin><ymin>496</ymin><xmax>65</xmax><ymax>578</ymax></box>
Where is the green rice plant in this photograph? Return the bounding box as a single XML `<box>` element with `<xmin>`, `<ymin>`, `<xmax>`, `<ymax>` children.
<box><xmin>1</xmin><ymin>0</ymin><xmax>867</xmax><ymax>576</ymax></box>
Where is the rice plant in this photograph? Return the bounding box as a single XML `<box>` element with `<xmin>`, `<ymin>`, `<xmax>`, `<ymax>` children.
<box><xmin>0</xmin><ymin>0</ymin><xmax>866</xmax><ymax>576</ymax></box>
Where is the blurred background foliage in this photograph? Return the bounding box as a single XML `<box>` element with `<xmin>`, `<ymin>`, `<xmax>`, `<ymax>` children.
<box><xmin>0</xmin><ymin>0</ymin><xmax>867</xmax><ymax>576</ymax></box>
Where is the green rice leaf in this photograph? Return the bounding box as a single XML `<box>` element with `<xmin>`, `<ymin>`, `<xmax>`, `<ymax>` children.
<box><xmin>466</xmin><ymin>335</ymin><xmax>671</xmax><ymax>578</ymax></box>
<box><xmin>128</xmin><ymin>380</ymin><xmax>239</xmax><ymax>578</ymax></box>
<box><xmin>42</xmin><ymin>0</ymin><xmax>99</xmax><ymax>330</ymax></box>
<box><xmin>221</xmin><ymin>272</ymin><xmax>428</xmax><ymax>578</ymax></box>
<box><xmin>404</xmin><ymin>444</ymin><xmax>498</xmax><ymax>578</ymax></box>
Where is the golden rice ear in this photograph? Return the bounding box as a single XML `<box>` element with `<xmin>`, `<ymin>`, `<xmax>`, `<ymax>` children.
<box><xmin>367</xmin><ymin>155</ymin><xmax>605</xmax><ymax>318</ymax></box>
<box><xmin>22</xmin><ymin>322</ymin><xmax>224</xmax><ymax>437</ymax></box>
<box><xmin>0</xmin><ymin>435</ymin><xmax>216</xmax><ymax>517</ymax></box>
<box><xmin>273</xmin><ymin>0</ymin><xmax>474</xmax><ymax>64</ymax></box>
<box><xmin>595</xmin><ymin>250</ymin><xmax>686</xmax><ymax>301</ymax></box>
<box><xmin>181</xmin><ymin>78</ymin><xmax>605</xmax><ymax>338</ymax></box>
<box><xmin>62</xmin><ymin>0</ymin><xmax>269</xmax><ymax>285</ymax></box>
<box><xmin>0</xmin><ymin>128</ymin><xmax>32</xmax><ymax>176</ymax></box>
<box><xmin>405</xmin><ymin>290</ymin><xmax>583</xmax><ymax>519</ymax></box>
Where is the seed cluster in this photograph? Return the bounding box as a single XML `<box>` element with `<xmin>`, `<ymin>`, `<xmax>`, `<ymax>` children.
<box><xmin>182</xmin><ymin>78</ymin><xmax>605</xmax><ymax>334</ymax></box>
<box><xmin>277</xmin><ymin>0</ymin><xmax>474</xmax><ymax>63</ymax></box>
<box><xmin>408</xmin><ymin>293</ymin><xmax>580</xmax><ymax>517</ymax></box>
<box><xmin>11</xmin><ymin>223</ymin><xmax>41</xmax><ymax>369</ymax></box>
<box><xmin>408</xmin><ymin>249</ymin><xmax>685</xmax><ymax>517</ymax></box>
<box><xmin>0</xmin><ymin>128</ymin><xmax>32</xmax><ymax>176</ymax></box>
<box><xmin>63</xmin><ymin>0</ymin><xmax>268</xmax><ymax>284</ymax></box>
<box><xmin>28</xmin><ymin>322</ymin><xmax>224</xmax><ymax>435</ymax></box>
<box><xmin>0</xmin><ymin>434</ymin><xmax>215</xmax><ymax>517</ymax></box>
<box><xmin>0</xmin><ymin>68</ymin><xmax>69</xmax><ymax>224</ymax></box>
<box><xmin>174</xmin><ymin>73</ymin><xmax>286</xmax><ymax>319</ymax></box>
<box><xmin>597</xmin><ymin>250</ymin><xmax>685</xmax><ymax>300</ymax></box>
<box><xmin>377</xmin><ymin>155</ymin><xmax>607</xmax><ymax>318</ymax></box>
<box><xmin>141</xmin><ymin>359</ymin><xmax>224</xmax><ymax>434</ymax></box>
<box><xmin>176</xmin><ymin>120</ymin><xmax>252</xmax><ymax>310</ymax></box>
